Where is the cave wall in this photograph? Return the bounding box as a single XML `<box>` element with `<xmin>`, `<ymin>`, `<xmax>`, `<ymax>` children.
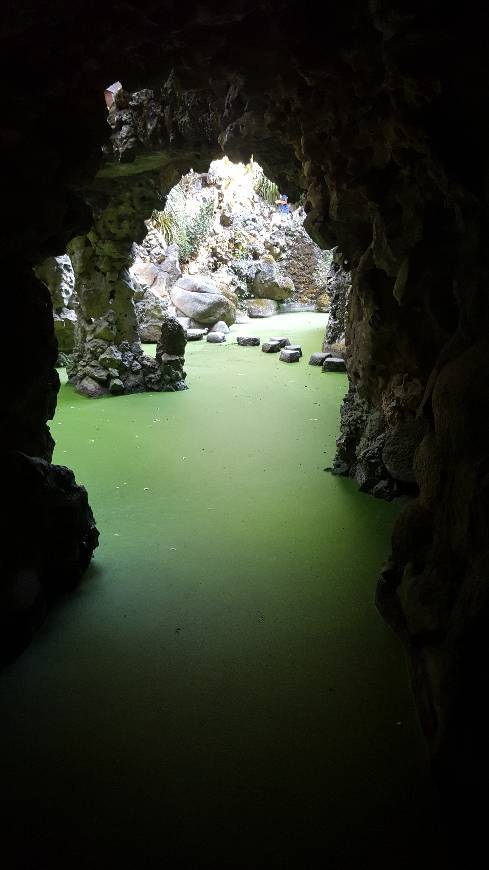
<box><xmin>2</xmin><ymin>0</ymin><xmax>489</xmax><ymax>849</ymax></box>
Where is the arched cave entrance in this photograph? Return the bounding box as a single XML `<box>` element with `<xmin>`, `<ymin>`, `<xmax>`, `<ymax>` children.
<box><xmin>2</xmin><ymin>2</ymin><xmax>489</xmax><ymax>867</ymax></box>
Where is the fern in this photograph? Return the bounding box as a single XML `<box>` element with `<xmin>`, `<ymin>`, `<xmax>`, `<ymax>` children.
<box><xmin>150</xmin><ymin>210</ymin><xmax>178</xmax><ymax>244</ymax></box>
<box><xmin>249</xmin><ymin>163</ymin><xmax>279</xmax><ymax>204</ymax></box>
<box><xmin>155</xmin><ymin>182</ymin><xmax>216</xmax><ymax>263</ymax></box>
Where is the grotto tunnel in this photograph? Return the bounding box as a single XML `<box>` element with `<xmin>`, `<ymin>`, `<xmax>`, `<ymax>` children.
<box><xmin>1</xmin><ymin>1</ymin><xmax>489</xmax><ymax>867</ymax></box>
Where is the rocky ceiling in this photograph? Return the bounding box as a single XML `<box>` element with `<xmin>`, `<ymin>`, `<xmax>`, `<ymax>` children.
<box><xmin>2</xmin><ymin>1</ymin><xmax>489</xmax><ymax>856</ymax></box>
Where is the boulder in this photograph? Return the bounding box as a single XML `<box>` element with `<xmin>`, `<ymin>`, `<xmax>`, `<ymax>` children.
<box><xmin>85</xmin><ymin>364</ymin><xmax>109</xmax><ymax>383</ymax></box>
<box><xmin>262</xmin><ymin>341</ymin><xmax>281</xmax><ymax>353</ymax></box>
<box><xmin>209</xmin><ymin>320</ymin><xmax>230</xmax><ymax>334</ymax></box>
<box><xmin>237</xmin><ymin>336</ymin><xmax>260</xmax><ymax>346</ymax></box>
<box><xmin>176</xmin><ymin>316</ymin><xmax>191</xmax><ymax>329</ymax></box>
<box><xmin>207</xmin><ymin>332</ymin><xmax>226</xmax><ymax>343</ymax></box>
<box><xmin>247</xmin><ymin>298</ymin><xmax>279</xmax><ymax>317</ymax></box>
<box><xmin>77</xmin><ymin>376</ymin><xmax>108</xmax><ymax>398</ymax></box>
<box><xmin>252</xmin><ymin>258</ymin><xmax>294</xmax><ymax>301</ymax></box>
<box><xmin>280</xmin><ymin>349</ymin><xmax>300</xmax><ymax>363</ymax></box>
<box><xmin>186</xmin><ymin>329</ymin><xmax>206</xmax><ymax>341</ymax></box>
<box><xmin>269</xmin><ymin>336</ymin><xmax>291</xmax><ymax>348</ymax></box>
<box><xmin>132</xmin><ymin>261</ymin><xmax>159</xmax><ymax>290</ymax></box>
<box><xmin>322</xmin><ymin>357</ymin><xmax>347</xmax><ymax>372</ymax></box>
<box><xmin>170</xmin><ymin>275</ymin><xmax>236</xmax><ymax>325</ymax></box>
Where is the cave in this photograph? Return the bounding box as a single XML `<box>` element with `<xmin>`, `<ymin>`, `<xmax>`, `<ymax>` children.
<box><xmin>2</xmin><ymin>1</ymin><xmax>488</xmax><ymax>867</ymax></box>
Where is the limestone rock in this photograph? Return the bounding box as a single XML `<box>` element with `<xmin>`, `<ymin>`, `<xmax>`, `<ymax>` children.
<box><xmin>158</xmin><ymin>244</ymin><xmax>182</xmax><ymax>288</ymax></box>
<box><xmin>207</xmin><ymin>331</ymin><xmax>226</xmax><ymax>343</ymax></box>
<box><xmin>247</xmin><ymin>298</ymin><xmax>279</xmax><ymax>317</ymax></box>
<box><xmin>171</xmin><ymin>275</ymin><xmax>236</xmax><ymax>325</ymax></box>
<box><xmin>35</xmin><ymin>254</ymin><xmax>75</xmax><ymax>311</ymax></box>
<box><xmin>135</xmin><ymin>286</ymin><xmax>169</xmax><ymax>342</ymax></box>
<box><xmin>209</xmin><ymin>320</ymin><xmax>230</xmax><ymax>334</ymax></box>
<box><xmin>252</xmin><ymin>258</ymin><xmax>294</xmax><ymax>301</ymax></box>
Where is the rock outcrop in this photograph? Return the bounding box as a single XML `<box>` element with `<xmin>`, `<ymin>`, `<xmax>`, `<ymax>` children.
<box><xmin>35</xmin><ymin>255</ymin><xmax>77</xmax><ymax>354</ymax></box>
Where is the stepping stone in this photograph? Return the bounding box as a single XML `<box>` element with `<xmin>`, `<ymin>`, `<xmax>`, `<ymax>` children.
<box><xmin>269</xmin><ymin>336</ymin><xmax>291</xmax><ymax>348</ymax></box>
<box><xmin>322</xmin><ymin>356</ymin><xmax>347</xmax><ymax>372</ymax></box>
<box><xmin>280</xmin><ymin>348</ymin><xmax>300</xmax><ymax>363</ymax></box>
<box><xmin>262</xmin><ymin>341</ymin><xmax>281</xmax><ymax>353</ymax></box>
<box><xmin>207</xmin><ymin>331</ymin><xmax>226</xmax><ymax>343</ymax></box>
<box><xmin>237</xmin><ymin>336</ymin><xmax>260</xmax><ymax>346</ymax></box>
<box><xmin>209</xmin><ymin>320</ymin><xmax>230</xmax><ymax>334</ymax></box>
<box><xmin>309</xmin><ymin>352</ymin><xmax>332</xmax><ymax>366</ymax></box>
<box><xmin>186</xmin><ymin>329</ymin><xmax>206</xmax><ymax>341</ymax></box>
<box><xmin>283</xmin><ymin>344</ymin><xmax>302</xmax><ymax>357</ymax></box>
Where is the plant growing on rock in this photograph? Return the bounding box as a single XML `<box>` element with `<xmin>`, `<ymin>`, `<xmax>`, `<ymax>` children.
<box><xmin>249</xmin><ymin>161</ymin><xmax>279</xmax><ymax>204</ymax></box>
<box><xmin>157</xmin><ymin>183</ymin><xmax>217</xmax><ymax>263</ymax></box>
<box><xmin>149</xmin><ymin>210</ymin><xmax>178</xmax><ymax>245</ymax></box>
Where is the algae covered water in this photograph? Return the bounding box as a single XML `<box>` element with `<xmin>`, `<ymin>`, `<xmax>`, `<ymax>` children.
<box><xmin>0</xmin><ymin>314</ymin><xmax>443</xmax><ymax>867</ymax></box>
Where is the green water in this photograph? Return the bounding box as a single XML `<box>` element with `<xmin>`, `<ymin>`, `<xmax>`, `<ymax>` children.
<box><xmin>1</xmin><ymin>314</ymin><xmax>443</xmax><ymax>868</ymax></box>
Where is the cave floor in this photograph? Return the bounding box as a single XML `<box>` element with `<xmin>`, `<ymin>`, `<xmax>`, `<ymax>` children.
<box><xmin>1</xmin><ymin>314</ymin><xmax>446</xmax><ymax>868</ymax></box>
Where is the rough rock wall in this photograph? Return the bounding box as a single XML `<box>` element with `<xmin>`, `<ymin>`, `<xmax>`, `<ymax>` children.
<box><xmin>2</xmin><ymin>1</ymin><xmax>489</xmax><ymax>850</ymax></box>
<box><xmin>34</xmin><ymin>255</ymin><xmax>77</xmax><ymax>354</ymax></box>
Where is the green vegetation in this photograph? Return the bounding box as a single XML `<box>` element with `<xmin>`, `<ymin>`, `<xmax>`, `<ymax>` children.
<box><xmin>251</xmin><ymin>163</ymin><xmax>279</xmax><ymax>204</ymax></box>
<box><xmin>150</xmin><ymin>210</ymin><xmax>178</xmax><ymax>245</ymax></box>
<box><xmin>150</xmin><ymin>183</ymin><xmax>217</xmax><ymax>262</ymax></box>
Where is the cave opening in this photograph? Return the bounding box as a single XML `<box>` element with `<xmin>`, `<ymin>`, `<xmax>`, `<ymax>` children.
<box><xmin>1</xmin><ymin>86</ymin><xmax>446</xmax><ymax>868</ymax></box>
<box><xmin>2</xmin><ymin>1</ymin><xmax>489</xmax><ymax>867</ymax></box>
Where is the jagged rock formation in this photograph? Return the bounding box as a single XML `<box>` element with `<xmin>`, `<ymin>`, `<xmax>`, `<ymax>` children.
<box><xmin>116</xmin><ymin>158</ymin><xmax>333</xmax><ymax>347</ymax></box>
<box><xmin>2</xmin><ymin>453</ymin><xmax>99</xmax><ymax>663</ymax></box>
<box><xmin>3</xmin><ymin>1</ymin><xmax>489</xmax><ymax>854</ymax></box>
<box><xmin>66</xmin><ymin>176</ymin><xmax>187</xmax><ymax>395</ymax></box>
<box><xmin>323</xmin><ymin>250</ymin><xmax>351</xmax><ymax>347</ymax></box>
<box><xmin>34</xmin><ymin>255</ymin><xmax>77</xmax><ymax>354</ymax></box>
